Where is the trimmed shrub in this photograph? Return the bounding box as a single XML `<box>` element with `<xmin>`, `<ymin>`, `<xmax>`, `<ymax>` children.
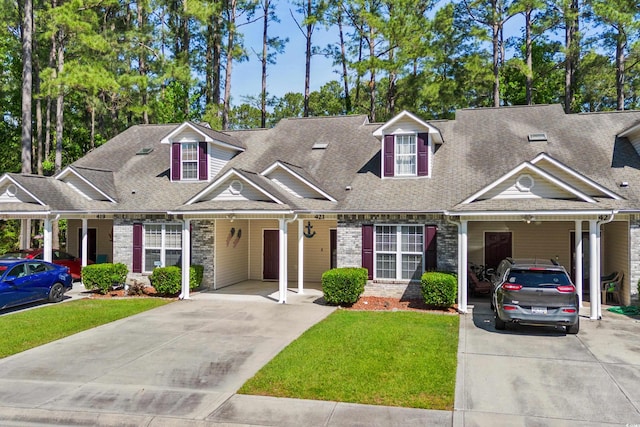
<box><xmin>421</xmin><ymin>271</ymin><xmax>457</xmax><ymax>308</ymax></box>
<box><xmin>149</xmin><ymin>266</ymin><xmax>182</xmax><ymax>295</ymax></box>
<box><xmin>82</xmin><ymin>263</ymin><xmax>128</xmax><ymax>295</ymax></box>
<box><xmin>322</xmin><ymin>267</ymin><xmax>367</xmax><ymax>305</ymax></box>
<box><xmin>150</xmin><ymin>265</ymin><xmax>203</xmax><ymax>296</ymax></box>
<box><xmin>190</xmin><ymin>265</ymin><xmax>204</xmax><ymax>290</ymax></box>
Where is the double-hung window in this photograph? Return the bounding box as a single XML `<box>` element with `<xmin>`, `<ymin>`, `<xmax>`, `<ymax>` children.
<box><xmin>181</xmin><ymin>142</ymin><xmax>198</xmax><ymax>180</ymax></box>
<box><xmin>395</xmin><ymin>135</ymin><xmax>417</xmax><ymax>176</ymax></box>
<box><xmin>375</xmin><ymin>225</ymin><xmax>423</xmax><ymax>280</ymax></box>
<box><xmin>144</xmin><ymin>224</ymin><xmax>182</xmax><ymax>272</ymax></box>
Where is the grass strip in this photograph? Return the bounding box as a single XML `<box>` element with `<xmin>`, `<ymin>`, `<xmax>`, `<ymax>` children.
<box><xmin>239</xmin><ymin>310</ymin><xmax>459</xmax><ymax>410</ymax></box>
<box><xmin>0</xmin><ymin>298</ymin><xmax>170</xmax><ymax>358</ymax></box>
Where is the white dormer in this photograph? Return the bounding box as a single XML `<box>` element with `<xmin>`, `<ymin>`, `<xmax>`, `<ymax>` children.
<box><xmin>373</xmin><ymin>111</ymin><xmax>444</xmax><ymax>179</ymax></box>
<box><xmin>161</xmin><ymin>122</ymin><xmax>244</xmax><ymax>182</ymax></box>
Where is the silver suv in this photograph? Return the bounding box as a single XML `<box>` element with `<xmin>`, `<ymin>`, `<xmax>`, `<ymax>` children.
<box><xmin>492</xmin><ymin>258</ymin><xmax>579</xmax><ymax>334</ymax></box>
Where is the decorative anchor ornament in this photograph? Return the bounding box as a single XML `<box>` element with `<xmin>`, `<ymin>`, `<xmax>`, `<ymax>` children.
<box><xmin>303</xmin><ymin>220</ymin><xmax>316</xmax><ymax>238</ymax></box>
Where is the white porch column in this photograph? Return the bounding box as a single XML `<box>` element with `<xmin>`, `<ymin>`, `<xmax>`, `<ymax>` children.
<box><xmin>298</xmin><ymin>219</ymin><xmax>304</xmax><ymax>294</ymax></box>
<box><xmin>575</xmin><ymin>220</ymin><xmax>583</xmax><ymax>307</ymax></box>
<box><xmin>589</xmin><ymin>220</ymin><xmax>599</xmax><ymax>319</ymax></box>
<box><xmin>20</xmin><ymin>219</ymin><xmax>31</xmax><ymax>249</ymax></box>
<box><xmin>180</xmin><ymin>219</ymin><xmax>191</xmax><ymax>300</ymax></box>
<box><xmin>596</xmin><ymin>222</ymin><xmax>602</xmax><ymax>319</ymax></box>
<box><xmin>81</xmin><ymin>218</ymin><xmax>88</xmax><ymax>268</ymax></box>
<box><xmin>278</xmin><ymin>218</ymin><xmax>287</xmax><ymax>303</ymax></box>
<box><xmin>43</xmin><ymin>219</ymin><xmax>53</xmax><ymax>262</ymax></box>
<box><xmin>459</xmin><ymin>220</ymin><xmax>469</xmax><ymax>313</ymax></box>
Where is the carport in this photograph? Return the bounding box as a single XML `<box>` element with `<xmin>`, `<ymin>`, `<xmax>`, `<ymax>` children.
<box><xmin>449</xmin><ymin>211</ymin><xmax>625</xmax><ymax>320</ymax></box>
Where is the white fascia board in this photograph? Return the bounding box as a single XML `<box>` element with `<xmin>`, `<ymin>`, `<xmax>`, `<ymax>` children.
<box><xmin>168</xmin><ymin>209</ymin><xmax>295</xmax><ymax>216</ymax></box>
<box><xmin>55</xmin><ymin>167</ymin><xmax>116</xmax><ymax>203</ymax></box>
<box><xmin>161</xmin><ymin>122</ymin><xmax>214</xmax><ymax>144</ymax></box>
<box><xmin>531</xmin><ymin>153</ymin><xmax>622</xmax><ymax>200</ymax></box>
<box><xmin>0</xmin><ymin>175</ymin><xmax>47</xmax><ymax>206</ymax></box>
<box><xmin>462</xmin><ymin>162</ymin><xmax>596</xmax><ymax>204</ymax></box>
<box><xmin>185</xmin><ymin>169</ymin><xmax>285</xmax><ymax>205</ymax></box>
<box><xmin>446</xmin><ymin>209</ymin><xmax>617</xmax><ymax>217</ymax></box>
<box><xmin>619</xmin><ymin>121</ymin><xmax>640</xmax><ymax>137</ymax></box>
<box><xmin>260</xmin><ymin>161</ymin><xmax>337</xmax><ymax>202</ymax></box>
<box><xmin>372</xmin><ymin>110</ymin><xmax>444</xmax><ymax>143</ymax></box>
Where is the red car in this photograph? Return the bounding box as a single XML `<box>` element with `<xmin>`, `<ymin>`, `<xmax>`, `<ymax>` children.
<box><xmin>0</xmin><ymin>249</ymin><xmax>92</xmax><ymax>280</ymax></box>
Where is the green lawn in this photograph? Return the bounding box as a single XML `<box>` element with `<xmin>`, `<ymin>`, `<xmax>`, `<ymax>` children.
<box><xmin>239</xmin><ymin>310</ymin><xmax>459</xmax><ymax>410</ymax></box>
<box><xmin>0</xmin><ymin>298</ymin><xmax>170</xmax><ymax>358</ymax></box>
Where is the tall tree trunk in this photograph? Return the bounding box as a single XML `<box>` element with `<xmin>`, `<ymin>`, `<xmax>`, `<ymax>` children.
<box><xmin>564</xmin><ymin>0</ymin><xmax>579</xmax><ymax>113</ymax></box>
<box><xmin>387</xmin><ymin>49</ymin><xmax>396</xmax><ymax>117</ymax></box>
<box><xmin>55</xmin><ymin>29</ymin><xmax>64</xmax><ymax>173</ymax></box>
<box><xmin>368</xmin><ymin>25</ymin><xmax>376</xmax><ymax>122</ymax></box>
<box><xmin>525</xmin><ymin>7</ymin><xmax>533</xmax><ymax>105</ymax></box>
<box><xmin>616</xmin><ymin>28</ymin><xmax>625</xmax><ymax>110</ymax></box>
<box><xmin>213</xmin><ymin>11</ymin><xmax>222</xmax><ymax>106</ymax></box>
<box><xmin>492</xmin><ymin>18</ymin><xmax>500</xmax><ymax>107</ymax></box>
<box><xmin>261</xmin><ymin>0</ymin><xmax>269</xmax><ymax>128</ymax></box>
<box><xmin>137</xmin><ymin>0</ymin><xmax>149</xmax><ymax>124</ymax></box>
<box><xmin>303</xmin><ymin>0</ymin><xmax>312</xmax><ymax>117</ymax></box>
<box><xmin>222</xmin><ymin>0</ymin><xmax>237</xmax><ymax>130</ymax></box>
<box><xmin>21</xmin><ymin>0</ymin><xmax>33</xmax><ymax>174</ymax></box>
<box><xmin>35</xmin><ymin>50</ymin><xmax>43</xmax><ymax>175</ymax></box>
<box><xmin>337</xmin><ymin>9</ymin><xmax>350</xmax><ymax>114</ymax></box>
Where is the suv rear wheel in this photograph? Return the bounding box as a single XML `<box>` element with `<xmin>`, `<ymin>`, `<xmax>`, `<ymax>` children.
<box><xmin>566</xmin><ymin>318</ymin><xmax>579</xmax><ymax>334</ymax></box>
<box><xmin>495</xmin><ymin>314</ymin><xmax>506</xmax><ymax>330</ymax></box>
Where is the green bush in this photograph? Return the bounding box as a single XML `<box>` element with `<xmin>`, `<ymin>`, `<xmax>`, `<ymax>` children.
<box><xmin>190</xmin><ymin>265</ymin><xmax>204</xmax><ymax>290</ymax></box>
<box><xmin>421</xmin><ymin>272</ymin><xmax>457</xmax><ymax>308</ymax></box>
<box><xmin>150</xmin><ymin>265</ymin><xmax>203</xmax><ymax>296</ymax></box>
<box><xmin>82</xmin><ymin>263</ymin><xmax>128</xmax><ymax>295</ymax></box>
<box><xmin>322</xmin><ymin>267</ymin><xmax>367</xmax><ymax>305</ymax></box>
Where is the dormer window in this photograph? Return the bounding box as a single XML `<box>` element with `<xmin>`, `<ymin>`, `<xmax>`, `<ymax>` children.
<box><xmin>181</xmin><ymin>142</ymin><xmax>198</xmax><ymax>180</ymax></box>
<box><xmin>395</xmin><ymin>135</ymin><xmax>417</xmax><ymax>176</ymax></box>
<box><xmin>383</xmin><ymin>133</ymin><xmax>429</xmax><ymax>178</ymax></box>
<box><xmin>171</xmin><ymin>141</ymin><xmax>208</xmax><ymax>182</ymax></box>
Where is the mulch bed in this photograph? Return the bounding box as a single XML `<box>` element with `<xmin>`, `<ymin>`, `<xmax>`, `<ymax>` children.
<box><xmin>347</xmin><ymin>296</ymin><xmax>458</xmax><ymax>314</ymax></box>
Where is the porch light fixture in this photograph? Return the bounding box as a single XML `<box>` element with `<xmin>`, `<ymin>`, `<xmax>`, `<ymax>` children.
<box><xmin>523</xmin><ymin>215</ymin><xmax>535</xmax><ymax>224</ymax></box>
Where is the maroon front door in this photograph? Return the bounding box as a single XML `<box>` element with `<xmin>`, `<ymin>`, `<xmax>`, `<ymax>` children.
<box><xmin>485</xmin><ymin>232</ymin><xmax>512</xmax><ymax>270</ymax></box>
<box><xmin>263</xmin><ymin>230</ymin><xmax>279</xmax><ymax>280</ymax></box>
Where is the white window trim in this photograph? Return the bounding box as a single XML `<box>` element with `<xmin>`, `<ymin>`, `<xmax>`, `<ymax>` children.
<box><xmin>373</xmin><ymin>224</ymin><xmax>424</xmax><ymax>281</ymax></box>
<box><xmin>394</xmin><ymin>133</ymin><xmax>418</xmax><ymax>177</ymax></box>
<box><xmin>181</xmin><ymin>142</ymin><xmax>199</xmax><ymax>181</ymax></box>
<box><xmin>143</xmin><ymin>223</ymin><xmax>182</xmax><ymax>273</ymax></box>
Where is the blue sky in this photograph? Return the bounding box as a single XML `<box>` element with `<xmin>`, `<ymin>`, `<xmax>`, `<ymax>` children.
<box><xmin>230</xmin><ymin>3</ymin><xmax>339</xmax><ymax>105</ymax></box>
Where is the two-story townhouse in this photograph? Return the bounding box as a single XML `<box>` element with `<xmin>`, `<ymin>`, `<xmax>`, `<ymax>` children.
<box><xmin>2</xmin><ymin>104</ymin><xmax>640</xmax><ymax>319</ymax></box>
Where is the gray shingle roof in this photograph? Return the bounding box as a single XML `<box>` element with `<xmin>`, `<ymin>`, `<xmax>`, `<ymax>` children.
<box><xmin>4</xmin><ymin>105</ymin><xmax>640</xmax><ymax>216</ymax></box>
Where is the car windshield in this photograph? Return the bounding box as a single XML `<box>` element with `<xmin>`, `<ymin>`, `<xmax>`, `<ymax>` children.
<box><xmin>507</xmin><ymin>270</ymin><xmax>571</xmax><ymax>288</ymax></box>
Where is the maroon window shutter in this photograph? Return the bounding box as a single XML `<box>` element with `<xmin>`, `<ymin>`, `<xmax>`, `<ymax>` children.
<box><xmin>132</xmin><ymin>223</ymin><xmax>143</xmax><ymax>273</ymax></box>
<box><xmin>362</xmin><ymin>224</ymin><xmax>374</xmax><ymax>279</ymax></box>
<box><xmin>383</xmin><ymin>135</ymin><xmax>394</xmax><ymax>177</ymax></box>
<box><xmin>198</xmin><ymin>141</ymin><xmax>208</xmax><ymax>180</ymax></box>
<box><xmin>171</xmin><ymin>143</ymin><xmax>181</xmax><ymax>181</ymax></box>
<box><xmin>425</xmin><ymin>225</ymin><xmax>437</xmax><ymax>271</ymax></box>
<box><xmin>417</xmin><ymin>133</ymin><xmax>429</xmax><ymax>176</ymax></box>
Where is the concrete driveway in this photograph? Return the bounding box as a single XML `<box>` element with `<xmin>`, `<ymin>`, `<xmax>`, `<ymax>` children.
<box><xmin>0</xmin><ymin>292</ymin><xmax>336</xmax><ymax>425</ymax></box>
<box><xmin>455</xmin><ymin>299</ymin><xmax>640</xmax><ymax>426</ymax></box>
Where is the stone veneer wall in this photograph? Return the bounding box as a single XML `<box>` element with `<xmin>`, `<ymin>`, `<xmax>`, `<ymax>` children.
<box><xmin>191</xmin><ymin>220</ymin><xmax>215</xmax><ymax>288</ymax></box>
<box><xmin>337</xmin><ymin>214</ymin><xmax>458</xmax><ymax>297</ymax></box>
<box><xmin>630</xmin><ymin>217</ymin><xmax>640</xmax><ymax>301</ymax></box>
<box><xmin>112</xmin><ymin>218</ymin><xmax>141</xmax><ymax>284</ymax></box>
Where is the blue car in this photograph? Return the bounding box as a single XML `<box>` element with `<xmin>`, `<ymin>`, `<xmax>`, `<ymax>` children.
<box><xmin>0</xmin><ymin>259</ymin><xmax>73</xmax><ymax>311</ymax></box>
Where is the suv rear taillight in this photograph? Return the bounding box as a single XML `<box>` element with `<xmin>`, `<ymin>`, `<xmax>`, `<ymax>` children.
<box><xmin>556</xmin><ymin>285</ymin><xmax>576</xmax><ymax>293</ymax></box>
<box><xmin>503</xmin><ymin>283</ymin><xmax>523</xmax><ymax>291</ymax></box>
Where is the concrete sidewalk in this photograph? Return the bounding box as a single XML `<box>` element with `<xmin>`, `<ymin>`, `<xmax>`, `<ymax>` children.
<box><xmin>454</xmin><ymin>299</ymin><xmax>640</xmax><ymax>426</ymax></box>
<box><xmin>0</xmin><ymin>288</ymin><xmax>452</xmax><ymax>426</ymax></box>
